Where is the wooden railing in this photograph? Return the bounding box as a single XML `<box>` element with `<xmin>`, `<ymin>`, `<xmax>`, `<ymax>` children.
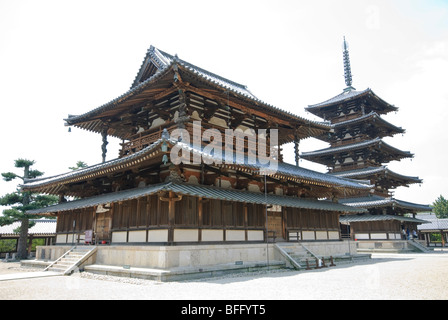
<box><xmin>119</xmin><ymin>122</ymin><xmax>280</xmax><ymax>161</ymax></box>
<box><xmin>120</xmin><ymin>125</ymin><xmax>177</xmax><ymax>157</ymax></box>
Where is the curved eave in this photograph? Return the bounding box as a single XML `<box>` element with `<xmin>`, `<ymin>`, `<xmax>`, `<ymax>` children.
<box><xmin>27</xmin><ymin>181</ymin><xmax>366</xmax><ymax>216</ymax></box>
<box><xmin>175</xmin><ymin>63</ymin><xmax>330</xmax><ymax>135</ymax></box>
<box><xmin>306</xmin><ymin>88</ymin><xmax>398</xmax><ymax>117</ymax></box>
<box><xmin>301</xmin><ymin>138</ymin><xmax>413</xmax><ymax>161</ymax></box>
<box><xmin>333</xmin><ymin>112</ymin><xmax>404</xmax><ymax>133</ymax></box>
<box><xmin>22</xmin><ymin>138</ymin><xmax>370</xmax><ymax>197</ymax></box>
<box><xmin>66</xmin><ymin>56</ymin><xmax>329</xmax><ymax>140</ymax></box>
<box><xmin>340</xmin><ymin>214</ymin><xmax>429</xmax><ymax>224</ymax></box>
<box><xmin>64</xmin><ymin>66</ymin><xmax>175</xmax><ymax>138</ymax></box>
<box><xmin>340</xmin><ymin>196</ymin><xmax>432</xmax><ymax>212</ymax></box>
<box><xmin>21</xmin><ymin>138</ymin><xmax>170</xmax><ymax>196</ymax></box>
<box><xmin>313</xmin><ymin>112</ymin><xmax>405</xmax><ymax>143</ymax></box>
<box><xmin>331</xmin><ymin>166</ymin><xmax>423</xmax><ymax>185</ymax></box>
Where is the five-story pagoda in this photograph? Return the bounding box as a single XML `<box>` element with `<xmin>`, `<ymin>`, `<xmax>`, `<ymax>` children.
<box><xmin>301</xmin><ymin>38</ymin><xmax>430</xmax><ymax>242</ymax></box>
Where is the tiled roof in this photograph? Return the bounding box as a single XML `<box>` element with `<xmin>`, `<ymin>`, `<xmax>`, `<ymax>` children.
<box><xmin>330</xmin><ymin>166</ymin><xmax>422</xmax><ymax>184</ymax></box>
<box><xmin>306</xmin><ymin>88</ymin><xmax>398</xmax><ymax>112</ymax></box>
<box><xmin>23</xmin><ymin>136</ymin><xmax>371</xmax><ymax>195</ymax></box>
<box><xmin>339</xmin><ymin>195</ymin><xmax>432</xmax><ymax>212</ymax></box>
<box><xmin>0</xmin><ymin>219</ymin><xmax>56</xmax><ymax>236</ymax></box>
<box><xmin>132</xmin><ymin>46</ymin><xmax>259</xmax><ymax>99</ymax></box>
<box><xmin>22</xmin><ymin>137</ymin><xmax>167</xmax><ymax>192</ymax></box>
<box><xmin>27</xmin><ymin>181</ymin><xmax>366</xmax><ymax>216</ymax></box>
<box><xmin>66</xmin><ymin>45</ymin><xmax>329</xmax><ymax>135</ymax></box>
<box><xmin>339</xmin><ymin>214</ymin><xmax>429</xmax><ymax>224</ymax></box>
<box><xmin>417</xmin><ymin>214</ymin><xmax>448</xmax><ymax>231</ymax></box>
<box><xmin>331</xmin><ymin>111</ymin><xmax>404</xmax><ymax>133</ymax></box>
<box><xmin>307</xmin><ymin>88</ymin><xmax>371</xmax><ymax>109</ymax></box>
<box><xmin>301</xmin><ymin>138</ymin><xmax>413</xmax><ymax>159</ymax></box>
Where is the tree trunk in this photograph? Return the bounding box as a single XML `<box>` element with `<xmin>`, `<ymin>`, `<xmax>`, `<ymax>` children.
<box><xmin>16</xmin><ymin>188</ymin><xmax>31</xmax><ymax>260</ymax></box>
<box><xmin>16</xmin><ymin>218</ymin><xmax>29</xmax><ymax>259</ymax></box>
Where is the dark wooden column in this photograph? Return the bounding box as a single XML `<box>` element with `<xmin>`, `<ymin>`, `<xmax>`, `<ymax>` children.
<box><xmin>159</xmin><ymin>191</ymin><xmax>182</xmax><ymax>244</ymax></box>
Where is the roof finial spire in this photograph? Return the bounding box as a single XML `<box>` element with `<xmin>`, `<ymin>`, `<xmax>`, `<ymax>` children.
<box><xmin>342</xmin><ymin>36</ymin><xmax>355</xmax><ymax>92</ymax></box>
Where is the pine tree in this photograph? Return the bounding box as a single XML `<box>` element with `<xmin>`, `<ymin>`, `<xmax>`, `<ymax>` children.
<box><xmin>1</xmin><ymin>159</ymin><xmax>58</xmax><ymax>259</ymax></box>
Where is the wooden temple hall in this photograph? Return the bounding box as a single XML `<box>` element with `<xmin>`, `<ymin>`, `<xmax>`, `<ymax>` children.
<box><xmin>24</xmin><ymin>45</ymin><xmax>371</xmax><ymax>250</ymax></box>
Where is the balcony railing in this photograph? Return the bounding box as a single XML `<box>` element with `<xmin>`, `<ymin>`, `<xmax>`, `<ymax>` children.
<box><xmin>119</xmin><ymin>122</ymin><xmax>281</xmax><ymax>161</ymax></box>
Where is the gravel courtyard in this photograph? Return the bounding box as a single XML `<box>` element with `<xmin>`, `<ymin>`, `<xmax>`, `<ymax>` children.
<box><xmin>1</xmin><ymin>252</ymin><xmax>447</xmax><ymax>300</ymax></box>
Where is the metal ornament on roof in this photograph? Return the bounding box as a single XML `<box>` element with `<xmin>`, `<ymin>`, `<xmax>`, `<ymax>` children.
<box><xmin>342</xmin><ymin>36</ymin><xmax>355</xmax><ymax>92</ymax></box>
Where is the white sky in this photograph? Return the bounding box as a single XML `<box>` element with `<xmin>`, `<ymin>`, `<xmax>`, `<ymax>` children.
<box><xmin>1</xmin><ymin>0</ymin><xmax>447</xmax><ymax>208</ymax></box>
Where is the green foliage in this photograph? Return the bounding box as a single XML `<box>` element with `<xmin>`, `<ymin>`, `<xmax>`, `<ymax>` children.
<box><xmin>1</xmin><ymin>159</ymin><xmax>58</xmax><ymax>222</ymax></box>
<box><xmin>28</xmin><ymin>194</ymin><xmax>59</xmax><ymax>210</ymax></box>
<box><xmin>0</xmin><ymin>239</ymin><xmax>17</xmax><ymax>253</ymax></box>
<box><xmin>1</xmin><ymin>208</ymin><xmax>22</xmax><ymax>220</ymax></box>
<box><xmin>69</xmin><ymin>161</ymin><xmax>88</xmax><ymax>171</ymax></box>
<box><xmin>432</xmin><ymin>195</ymin><xmax>448</xmax><ymax>219</ymax></box>
<box><xmin>0</xmin><ymin>192</ymin><xmax>23</xmax><ymax>206</ymax></box>
<box><xmin>14</xmin><ymin>159</ymin><xmax>35</xmax><ymax>168</ymax></box>
<box><xmin>0</xmin><ymin>192</ymin><xmax>58</xmax><ymax>219</ymax></box>
<box><xmin>430</xmin><ymin>233</ymin><xmax>442</xmax><ymax>242</ymax></box>
<box><xmin>0</xmin><ymin>214</ymin><xmax>14</xmax><ymax>227</ymax></box>
<box><xmin>28</xmin><ymin>170</ymin><xmax>44</xmax><ymax>179</ymax></box>
<box><xmin>0</xmin><ymin>158</ymin><xmax>53</xmax><ymax>259</ymax></box>
<box><xmin>31</xmin><ymin>238</ymin><xmax>45</xmax><ymax>251</ymax></box>
<box><xmin>1</xmin><ymin>172</ymin><xmax>19</xmax><ymax>182</ymax></box>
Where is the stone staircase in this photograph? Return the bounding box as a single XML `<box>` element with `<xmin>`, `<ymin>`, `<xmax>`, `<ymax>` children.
<box><xmin>275</xmin><ymin>243</ymin><xmax>332</xmax><ymax>270</ymax></box>
<box><xmin>44</xmin><ymin>246</ymin><xmax>97</xmax><ymax>275</ymax></box>
<box><xmin>408</xmin><ymin>240</ymin><xmax>433</xmax><ymax>253</ymax></box>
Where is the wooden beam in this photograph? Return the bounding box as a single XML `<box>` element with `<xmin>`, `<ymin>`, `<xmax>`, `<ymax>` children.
<box><xmin>179</xmin><ymin>84</ymin><xmax>293</xmax><ymax>127</ymax></box>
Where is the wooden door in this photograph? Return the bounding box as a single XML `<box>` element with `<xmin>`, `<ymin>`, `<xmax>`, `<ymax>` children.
<box><xmin>267</xmin><ymin>211</ymin><xmax>284</xmax><ymax>241</ymax></box>
<box><xmin>95</xmin><ymin>211</ymin><xmax>112</xmax><ymax>243</ymax></box>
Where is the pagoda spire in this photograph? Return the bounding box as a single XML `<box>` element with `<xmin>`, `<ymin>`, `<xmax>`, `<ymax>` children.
<box><xmin>342</xmin><ymin>36</ymin><xmax>355</xmax><ymax>92</ymax></box>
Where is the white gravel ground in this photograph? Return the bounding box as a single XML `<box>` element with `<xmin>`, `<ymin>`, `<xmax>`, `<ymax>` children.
<box><xmin>1</xmin><ymin>252</ymin><xmax>447</xmax><ymax>300</ymax></box>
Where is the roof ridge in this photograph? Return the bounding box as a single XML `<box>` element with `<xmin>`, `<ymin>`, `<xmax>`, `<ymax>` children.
<box><xmin>152</xmin><ymin>46</ymin><xmax>251</xmax><ymax>91</ymax></box>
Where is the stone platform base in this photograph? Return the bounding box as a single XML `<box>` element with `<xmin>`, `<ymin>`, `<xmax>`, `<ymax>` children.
<box><xmin>25</xmin><ymin>241</ymin><xmax>360</xmax><ymax>281</ymax></box>
<box><xmin>355</xmin><ymin>240</ymin><xmax>416</xmax><ymax>253</ymax></box>
<box><xmin>84</xmin><ymin>260</ymin><xmax>285</xmax><ymax>281</ymax></box>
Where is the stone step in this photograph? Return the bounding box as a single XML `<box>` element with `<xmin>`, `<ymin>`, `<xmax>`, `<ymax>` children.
<box><xmin>43</xmin><ymin>246</ymin><xmax>97</xmax><ymax>275</ymax></box>
<box><xmin>61</xmin><ymin>256</ymin><xmax>85</xmax><ymax>260</ymax></box>
<box><xmin>53</xmin><ymin>261</ymin><xmax>73</xmax><ymax>267</ymax></box>
<box><xmin>73</xmin><ymin>248</ymin><xmax>91</xmax><ymax>252</ymax></box>
<box><xmin>48</xmin><ymin>267</ymin><xmax>66</xmax><ymax>273</ymax></box>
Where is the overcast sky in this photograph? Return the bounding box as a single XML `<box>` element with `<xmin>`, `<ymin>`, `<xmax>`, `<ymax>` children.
<box><xmin>1</xmin><ymin>0</ymin><xmax>447</xmax><ymax>208</ymax></box>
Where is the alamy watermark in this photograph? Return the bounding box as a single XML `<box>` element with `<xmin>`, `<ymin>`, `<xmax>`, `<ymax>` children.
<box><xmin>166</xmin><ymin>121</ymin><xmax>279</xmax><ymax>174</ymax></box>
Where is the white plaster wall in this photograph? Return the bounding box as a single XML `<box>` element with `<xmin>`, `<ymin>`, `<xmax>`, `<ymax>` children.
<box><xmin>202</xmin><ymin>229</ymin><xmax>224</xmax><ymax>241</ymax></box>
<box><xmin>174</xmin><ymin>229</ymin><xmax>199</xmax><ymax>242</ymax></box>
<box><xmin>148</xmin><ymin>229</ymin><xmax>168</xmax><ymax>242</ymax></box>
<box><xmin>128</xmin><ymin>230</ymin><xmax>147</xmax><ymax>243</ymax></box>
<box><xmin>226</xmin><ymin>230</ymin><xmax>245</xmax><ymax>241</ymax></box>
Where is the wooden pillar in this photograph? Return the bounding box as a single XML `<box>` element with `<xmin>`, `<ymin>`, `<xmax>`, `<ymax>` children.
<box><xmin>442</xmin><ymin>231</ymin><xmax>446</xmax><ymax>247</ymax></box>
<box><xmin>146</xmin><ymin>196</ymin><xmax>151</xmax><ymax>242</ymax></box>
<box><xmin>92</xmin><ymin>206</ymin><xmax>97</xmax><ymax>243</ymax></box>
<box><xmin>136</xmin><ymin>198</ymin><xmax>141</xmax><ymax>228</ymax></box>
<box><xmin>282</xmin><ymin>207</ymin><xmax>286</xmax><ymax>240</ymax></box>
<box><xmin>198</xmin><ymin>197</ymin><xmax>203</xmax><ymax>242</ymax></box>
<box><xmin>160</xmin><ymin>192</ymin><xmax>182</xmax><ymax>244</ymax></box>
<box><xmin>168</xmin><ymin>192</ymin><xmax>175</xmax><ymax>242</ymax></box>
<box><xmin>244</xmin><ymin>203</ymin><xmax>248</xmax><ymax>241</ymax></box>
